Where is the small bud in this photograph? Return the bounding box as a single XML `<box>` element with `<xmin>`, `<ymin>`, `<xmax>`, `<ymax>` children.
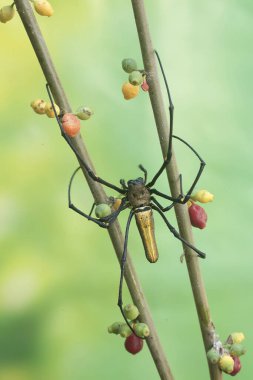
<box><xmin>122</xmin><ymin>58</ymin><xmax>138</xmax><ymax>73</ymax></box>
<box><xmin>229</xmin><ymin>343</ymin><xmax>246</xmax><ymax>357</ymax></box>
<box><xmin>119</xmin><ymin>323</ymin><xmax>132</xmax><ymax>338</ymax></box>
<box><xmin>111</xmin><ymin>198</ymin><xmax>122</xmax><ymax>212</ymax></box>
<box><xmin>229</xmin><ymin>356</ymin><xmax>242</xmax><ymax>376</ymax></box>
<box><xmin>191</xmin><ymin>189</ymin><xmax>214</xmax><ymax>203</ymax></box>
<box><xmin>124</xmin><ymin>333</ymin><xmax>143</xmax><ymax>355</ymax></box>
<box><xmin>133</xmin><ymin>322</ymin><xmax>150</xmax><ymax>338</ymax></box>
<box><xmin>33</xmin><ymin>0</ymin><xmax>54</xmax><ymax>17</ymax></box>
<box><xmin>122</xmin><ymin>82</ymin><xmax>139</xmax><ymax>100</ymax></box>
<box><xmin>206</xmin><ymin>348</ymin><xmax>220</xmax><ymax>364</ymax></box>
<box><xmin>62</xmin><ymin>113</ymin><xmax>81</xmax><ymax>137</ymax></box>
<box><xmin>128</xmin><ymin>71</ymin><xmax>143</xmax><ymax>86</ymax></box>
<box><xmin>219</xmin><ymin>354</ymin><xmax>234</xmax><ymax>374</ymax></box>
<box><xmin>123</xmin><ymin>304</ymin><xmax>139</xmax><ymax>321</ymax></box>
<box><xmin>0</xmin><ymin>5</ymin><xmax>15</xmax><ymax>23</ymax></box>
<box><xmin>188</xmin><ymin>203</ymin><xmax>207</xmax><ymax>229</ymax></box>
<box><xmin>229</xmin><ymin>332</ymin><xmax>245</xmax><ymax>344</ymax></box>
<box><xmin>31</xmin><ymin>99</ymin><xmax>47</xmax><ymax>114</ymax></box>
<box><xmin>95</xmin><ymin>204</ymin><xmax>111</xmax><ymax>219</ymax></box>
<box><xmin>108</xmin><ymin>321</ymin><xmax>124</xmax><ymax>335</ymax></box>
<box><xmin>75</xmin><ymin>106</ymin><xmax>94</xmax><ymax>120</ymax></box>
<box><xmin>45</xmin><ymin>102</ymin><xmax>60</xmax><ymax>118</ymax></box>
<box><xmin>141</xmin><ymin>78</ymin><xmax>149</xmax><ymax>92</ymax></box>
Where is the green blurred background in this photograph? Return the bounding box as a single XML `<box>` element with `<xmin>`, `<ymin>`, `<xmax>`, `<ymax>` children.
<box><xmin>1</xmin><ymin>1</ymin><xmax>252</xmax><ymax>379</ymax></box>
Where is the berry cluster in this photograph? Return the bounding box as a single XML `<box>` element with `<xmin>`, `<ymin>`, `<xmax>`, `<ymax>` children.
<box><xmin>108</xmin><ymin>304</ymin><xmax>150</xmax><ymax>355</ymax></box>
<box><xmin>187</xmin><ymin>189</ymin><xmax>214</xmax><ymax>229</ymax></box>
<box><xmin>121</xmin><ymin>58</ymin><xmax>149</xmax><ymax>100</ymax></box>
<box><xmin>207</xmin><ymin>332</ymin><xmax>246</xmax><ymax>376</ymax></box>
<box><xmin>31</xmin><ymin>99</ymin><xmax>93</xmax><ymax>137</ymax></box>
<box><xmin>0</xmin><ymin>0</ymin><xmax>53</xmax><ymax>23</ymax></box>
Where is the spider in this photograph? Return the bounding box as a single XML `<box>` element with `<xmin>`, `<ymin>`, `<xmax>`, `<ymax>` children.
<box><xmin>46</xmin><ymin>50</ymin><xmax>206</xmax><ymax>336</ymax></box>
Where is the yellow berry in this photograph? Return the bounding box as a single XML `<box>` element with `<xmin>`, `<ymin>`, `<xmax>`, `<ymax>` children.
<box><xmin>33</xmin><ymin>0</ymin><xmax>54</xmax><ymax>17</ymax></box>
<box><xmin>122</xmin><ymin>82</ymin><xmax>139</xmax><ymax>100</ymax></box>
<box><xmin>191</xmin><ymin>189</ymin><xmax>214</xmax><ymax>203</ymax></box>
<box><xmin>45</xmin><ymin>102</ymin><xmax>60</xmax><ymax>118</ymax></box>
<box><xmin>219</xmin><ymin>354</ymin><xmax>234</xmax><ymax>373</ymax></box>
<box><xmin>31</xmin><ymin>99</ymin><xmax>47</xmax><ymax>114</ymax></box>
<box><xmin>230</xmin><ymin>332</ymin><xmax>245</xmax><ymax>344</ymax></box>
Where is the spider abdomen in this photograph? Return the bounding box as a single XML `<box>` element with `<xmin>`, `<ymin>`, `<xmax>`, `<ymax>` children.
<box><xmin>134</xmin><ymin>207</ymin><xmax>158</xmax><ymax>263</ymax></box>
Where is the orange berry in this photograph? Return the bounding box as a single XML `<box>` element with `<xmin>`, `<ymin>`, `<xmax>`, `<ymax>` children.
<box><xmin>122</xmin><ymin>82</ymin><xmax>139</xmax><ymax>100</ymax></box>
<box><xmin>33</xmin><ymin>0</ymin><xmax>54</xmax><ymax>17</ymax></box>
<box><xmin>62</xmin><ymin>113</ymin><xmax>81</xmax><ymax>137</ymax></box>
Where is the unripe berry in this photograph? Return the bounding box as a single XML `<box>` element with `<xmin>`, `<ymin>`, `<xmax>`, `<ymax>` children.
<box><xmin>229</xmin><ymin>343</ymin><xmax>246</xmax><ymax>357</ymax></box>
<box><xmin>108</xmin><ymin>321</ymin><xmax>124</xmax><ymax>335</ymax></box>
<box><xmin>128</xmin><ymin>71</ymin><xmax>143</xmax><ymax>86</ymax></box>
<box><xmin>123</xmin><ymin>304</ymin><xmax>139</xmax><ymax>321</ymax></box>
<box><xmin>122</xmin><ymin>58</ymin><xmax>137</xmax><ymax>73</ymax></box>
<box><xmin>219</xmin><ymin>354</ymin><xmax>234</xmax><ymax>374</ymax></box>
<box><xmin>229</xmin><ymin>332</ymin><xmax>245</xmax><ymax>344</ymax></box>
<box><xmin>122</xmin><ymin>82</ymin><xmax>139</xmax><ymax>100</ymax></box>
<box><xmin>45</xmin><ymin>102</ymin><xmax>60</xmax><ymax>118</ymax></box>
<box><xmin>119</xmin><ymin>323</ymin><xmax>132</xmax><ymax>338</ymax></box>
<box><xmin>62</xmin><ymin>113</ymin><xmax>81</xmax><ymax>137</ymax></box>
<box><xmin>31</xmin><ymin>99</ymin><xmax>47</xmax><ymax>114</ymax></box>
<box><xmin>133</xmin><ymin>322</ymin><xmax>150</xmax><ymax>338</ymax></box>
<box><xmin>0</xmin><ymin>5</ymin><xmax>15</xmax><ymax>23</ymax></box>
<box><xmin>188</xmin><ymin>203</ymin><xmax>207</xmax><ymax>229</ymax></box>
<box><xmin>124</xmin><ymin>333</ymin><xmax>143</xmax><ymax>355</ymax></box>
<box><xmin>191</xmin><ymin>189</ymin><xmax>214</xmax><ymax>203</ymax></box>
<box><xmin>95</xmin><ymin>204</ymin><xmax>111</xmax><ymax>219</ymax></box>
<box><xmin>33</xmin><ymin>0</ymin><xmax>54</xmax><ymax>17</ymax></box>
<box><xmin>206</xmin><ymin>348</ymin><xmax>220</xmax><ymax>364</ymax></box>
<box><xmin>229</xmin><ymin>356</ymin><xmax>242</xmax><ymax>376</ymax></box>
<box><xmin>75</xmin><ymin>106</ymin><xmax>93</xmax><ymax>120</ymax></box>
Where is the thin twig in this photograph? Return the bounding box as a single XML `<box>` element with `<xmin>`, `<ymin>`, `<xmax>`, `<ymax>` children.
<box><xmin>131</xmin><ymin>1</ymin><xmax>222</xmax><ymax>379</ymax></box>
<box><xmin>14</xmin><ymin>0</ymin><xmax>174</xmax><ymax>379</ymax></box>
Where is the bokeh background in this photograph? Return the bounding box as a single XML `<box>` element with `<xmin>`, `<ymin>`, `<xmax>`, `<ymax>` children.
<box><xmin>0</xmin><ymin>1</ymin><xmax>252</xmax><ymax>379</ymax></box>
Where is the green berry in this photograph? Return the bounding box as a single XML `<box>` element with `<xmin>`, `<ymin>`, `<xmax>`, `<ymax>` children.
<box><xmin>122</xmin><ymin>58</ymin><xmax>137</xmax><ymax>73</ymax></box>
<box><xmin>123</xmin><ymin>304</ymin><xmax>139</xmax><ymax>320</ymax></box>
<box><xmin>206</xmin><ymin>348</ymin><xmax>220</xmax><ymax>364</ymax></box>
<box><xmin>95</xmin><ymin>204</ymin><xmax>111</xmax><ymax>218</ymax></box>
<box><xmin>75</xmin><ymin>106</ymin><xmax>93</xmax><ymax>120</ymax></box>
<box><xmin>133</xmin><ymin>322</ymin><xmax>150</xmax><ymax>338</ymax></box>
<box><xmin>108</xmin><ymin>321</ymin><xmax>124</xmax><ymax>334</ymax></box>
<box><xmin>128</xmin><ymin>71</ymin><xmax>143</xmax><ymax>86</ymax></box>
<box><xmin>0</xmin><ymin>5</ymin><xmax>15</xmax><ymax>23</ymax></box>
<box><xmin>119</xmin><ymin>323</ymin><xmax>132</xmax><ymax>338</ymax></box>
<box><xmin>229</xmin><ymin>343</ymin><xmax>246</xmax><ymax>357</ymax></box>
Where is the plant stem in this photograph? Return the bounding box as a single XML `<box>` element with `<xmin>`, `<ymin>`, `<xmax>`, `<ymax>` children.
<box><xmin>131</xmin><ymin>1</ymin><xmax>222</xmax><ymax>379</ymax></box>
<box><xmin>14</xmin><ymin>0</ymin><xmax>174</xmax><ymax>379</ymax></box>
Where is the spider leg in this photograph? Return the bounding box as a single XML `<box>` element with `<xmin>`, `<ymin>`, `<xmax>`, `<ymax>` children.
<box><xmin>117</xmin><ymin>210</ymin><xmax>141</xmax><ymax>336</ymax></box>
<box><xmin>46</xmin><ymin>84</ymin><xmax>125</xmax><ymax>194</ymax></box>
<box><xmin>138</xmin><ymin>164</ymin><xmax>147</xmax><ymax>184</ymax></box>
<box><xmin>151</xmin><ymin>203</ymin><xmax>206</xmax><ymax>259</ymax></box>
<box><xmin>150</xmin><ymin>196</ymin><xmax>176</xmax><ymax>212</ymax></box>
<box><xmin>147</xmin><ymin>50</ymin><xmax>174</xmax><ymax>188</ymax></box>
<box><xmin>68</xmin><ymin>167</ymin><xmax>127</xmax><ymax>227</ymax></box>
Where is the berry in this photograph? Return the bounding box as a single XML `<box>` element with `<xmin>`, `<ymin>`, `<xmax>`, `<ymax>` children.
<box><xmin>206</xmin><ymin>348</ymin><xmax>220</xmax><ymax>364</ymax></box>
<box><xmin>122</xmin><ymin>82</ymin><xmax>139</xmax><ymax>100</ymax></box>
<box><xmin>141</xmin><ymin>78</ymin><xmax>149</xmax><ymax>92</ymax></box>
<box><xmin>229</xmin><ymin>332</ymin><xmax>245</xmax><ymax>344</ymax></box>
<box><xmin>124</xmin><ymin>333</ymin><xmax>143</xmax><ymax>355</ymax></box>
<box><xmin>128</xmin><ymin>71</ymin><xmax>143</xmax><ymax>86</ymax></box>
<box><xmin>62</xmin><ymin>113</ymin><xmax>81</xmax><ymax>137</ymax></box>
<box><xmin>133</xmin><ymin>322</ymin><xmax>150</xmax><ymax>338</ymax></box>
<box><xmin>122</xmin><ymin>58</ymin><xmax>137</xmax><ymax>73</ymax></box>
<box><xmin>108</xmin><ymin>321</ymin><xmax>124</xmax><ymax>335</ymax></box>
<box><xmin>31</xmin><ymin>99</ymin><xmax>47</xmax><ymax>114</ymax></box>
<box><xmin>191</xmin><ymin>189</ymin><xmax>214</xmax><ymax>203</ymax></box>
<box><xmin>45</xmin><ymin>102</ymin><xmax>60</xmax><ymax>118</ymax></box>
<box><xmin>188</xmin><ymin>203</ymin><xmax>207</xmax><ymax>229</ymax></box>
<box><xmin>229</xmin><ymin>356</ymin><xmax>242</xmax><ymax>376</ymax></box>
<box><xmin>229</xmin><ymin>343</ymin><xmax>246</xmax><ymax>357</ymax></box>
<box><xmin>75</xmin><ymin>106</ymin><xmax>93</xmax><ymax>120</ymax></box>
<box><xmin>219</xmin><ymin>354</ymin><xmax>234</xmax><ymax>374</ymax></box>
<box><xmin>94</xmin><ymin>204</ymin><xmax>111</xmax><ymax>219</ymax></box>
<box><xmin>123</xmin><ymin>304</ymin><xmax>139</xmax><ymax>321</ymax></box>
<box><xmin>33</xmin><ymin>0</ymin><xmax>54</xmax><ymax>17</ymax></box>
<box><xmin>119</xmin><ymin>323</ymin><xmax>132</xmax><ymax>338</ymax></box>
<box><xmin>111</xmin><ymin>198</ymin><xmax>122</xmax><ymax>212</ymax></box>
<box><xmin>0</xmin><ymin>5</ymin><xmax>15</xmax><ymax>23</ymax></box>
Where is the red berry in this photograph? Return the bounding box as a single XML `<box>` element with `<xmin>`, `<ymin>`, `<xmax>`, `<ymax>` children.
<box><xmin>229</xmin><ymin>356</ymin><xmax>242</xmax><ymax>376</ymax></box>
<box><xmin>188</xmin><ymin>203</ymin><xmax>207</xmax><ymax>229</ymax></box>
<box><xmin>62</xmin><ymin>113</ymin><xmax>81</xmax><ymax>137</ymax></box>
<box><xmin>124</xmin><ymin>333</ymin><xmax>143</xmax><ymax>355</ymax></box>
<box><xmin>141</xmin><ymin>79</ymin><xmax>149</xmax><ymax>92</ymax></box>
